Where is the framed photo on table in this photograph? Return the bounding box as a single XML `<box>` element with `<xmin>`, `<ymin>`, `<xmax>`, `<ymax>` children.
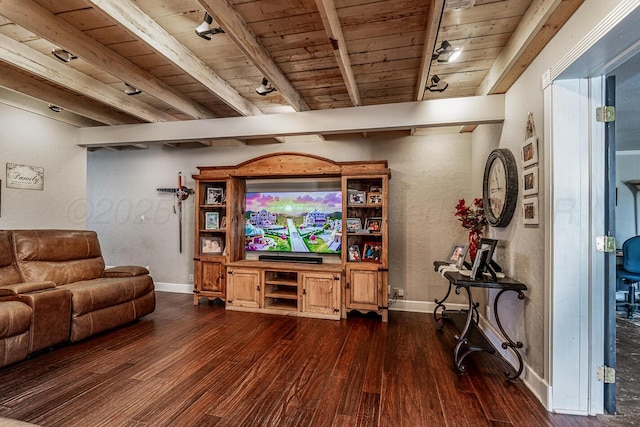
<box><xmin>447</xmin><ymin>243</ymin><xmax>468</xmax><ymax>264</ymax></box>
<box><xmin>205</xmin><ymin>212</ymin><xmax>219</xmax><ymax>229</ymax></box>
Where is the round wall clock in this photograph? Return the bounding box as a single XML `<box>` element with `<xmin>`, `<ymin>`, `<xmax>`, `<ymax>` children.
<box><xmin>482</xmin><ymin>148</ymin><xmax>518</xmax><ymax>227</ymax></box>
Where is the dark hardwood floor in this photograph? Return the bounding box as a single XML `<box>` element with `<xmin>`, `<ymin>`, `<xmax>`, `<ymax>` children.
<box><xmin>0</xmin><ymin>292</ymin><xmax>615</xmax><ymax>426</ymax></box>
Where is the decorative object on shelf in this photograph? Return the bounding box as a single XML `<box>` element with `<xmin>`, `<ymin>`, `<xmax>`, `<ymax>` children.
<box><xmin>522</xmin><ymin>166</ymin><xmax>538</xmax><ymax>196</ymax></box>
<box><xmin>347</xmin><ymin>245</ymin><xmax>361</xmax><ymax>261</ymax></box>
<box><xmin>220</xmin><ymin>216</ymin><xmax>227</xmax><ymax>229</ymax></box>
<box><xmin>201</xmin><ymin>236</ymin><xmax>223</xmax><ymax>255</ymax></box>
<box><xmin>346</xmin><ymin>218</ymin><xmax>362</xmax><ymax>233</ymax></box>
<box><xmin>364</xmin><ymin>217</ymin><xmax>382</xmax><ymax>232</ymax></box>
<box><xmin>447</xmin><ymin>243</ymin><xmax>468</xmax><ymax>264</ymax></box>
<box><xmin>205</xmin><ymin>212</ymin><xmax>219</xmax><ymax>230</ymax></box>
<box><xmin>482</xmin><ymin>148</ymin><xmax>518</xmax><ymax>227</ymax></box>
<box><xmin>522</xmin><ymin>196</ymin><xmax>539</xmax><ymax>225</ymax></box>
<box><xmin>454</xmin><ymin>198</ymin><xmax>486</xmax><ymax>262</ymax></box>
<box><xmin>157</xmin><ymin>172</ymin><xmax>195</xmax><ymax>253</ymax></box>
<box><xmin>362</xmin><ymin>241</ymin><xmax>381</xmax><ymax>262</ymax></box>
<box><xmin>367</xmin><ymin>192</ymin><xmax>382</xmax><ymax>205</ymax></box>
<box><xmin>206</xmin><ymin>187</ymin><xmax>224</xmax><ymax>205</ymax></box>
<box><xmin>369</xmin><ymin>184</ymin><xmax>382</xmax><ymax>193</ymax></box>
<box><xmin>347</xmin><ymin>189</ymin><xmax>366</xmax><ymax>205</ymax></box>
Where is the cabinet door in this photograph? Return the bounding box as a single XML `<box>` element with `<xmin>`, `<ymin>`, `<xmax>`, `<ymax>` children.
<box><xmin>302</xmin><ymin>273</ymin><xmax>340</xmax><ymax>317</ymax></box>
<box><xmin>200</xmin><ymin>261</ymin><xmax>225</xmax><ymax>295</ymax></box>
<box><xmin>346</xmin><ymin>269</ymin><xmax>380</xmax><ymax>310</ymax></box>
<box><xmin>227</xmin><ymin>268</ymin><xmax>261</xmax><ymax>308</ymax></box>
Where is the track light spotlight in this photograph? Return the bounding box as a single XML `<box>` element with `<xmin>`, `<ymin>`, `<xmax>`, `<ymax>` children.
<box><xmin>48</xmin><ymin>104</ymin><xmax>63</xmax><ymax>113</ymax></box>
<box><xmin>52</xmin><ymin>48</ymin><xmax>77</xmax><ymax>63</ymax></box>
<box><xmin>255</xmin><ymin>77</ymin><xmax>276</xmax><ymax>96</ymax></box>
<box><xmin>425</xmin><ymin>75</ymin><xmax>448</xmax><ymax>92</ymax></box>
<box><xmin>431</xmin><ymin>40</ymin><xmax>462</xmax><ymax>63</ymax></box>
<box><xmin>195</xmin><ymin>12</ymin><xmax>225</xmax><ymax>40</ymax></box>
<box><xmin>124</xmin><ymin>82</ymin><xmax>142</xmax><ymax>96</ymax></box>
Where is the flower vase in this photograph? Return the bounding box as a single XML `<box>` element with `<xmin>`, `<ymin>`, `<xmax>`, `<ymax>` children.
<box><xmin>469</xmin><ymin>231</ymin><xmax>482</xmax><ymax>263</ymax></box>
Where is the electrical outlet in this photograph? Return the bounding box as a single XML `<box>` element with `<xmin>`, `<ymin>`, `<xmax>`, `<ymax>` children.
<box><xmin>392</xmin><ymin>287</ymin><xmax>399</xmax><ymax>298</ymax></box>
<box><xmin>188</xmin><ymin>273</ymin><xmax>194</xmax><ymax>283</ymax></box>
<box><xmin>397</xmin><ymin>289</ymin><xmax>404</xmax><ymax>297</ymax></box>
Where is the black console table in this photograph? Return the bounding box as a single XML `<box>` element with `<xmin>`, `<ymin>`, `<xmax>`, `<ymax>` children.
<box><xmin>433</xmin><ymin>261</ymin><xmax>527</xmax><ymax>379</ymax></box>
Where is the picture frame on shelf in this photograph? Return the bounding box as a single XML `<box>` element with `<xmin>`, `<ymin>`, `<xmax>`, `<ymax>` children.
<box><xmin>521</xmin><ymin>136</ymin><xmax>539</xmax><ymax>168</ymax></box>
<box><xmin>447</xmin><ymin>243</ymin><xmax>468</xmax><ymax>264</ymax></box>
<box><xmin>369</xmin><ymin>184</ymin><xmax>382</xmax><ymax>193</ymax></box>
<box><xmin>201</xmin><ymin>236</ymin><xmax>223</xmax><ymax>255</ymax></box>
<box><xmin>362</xmin><ymin>241</ymin><xmax>382</xmax><ymax>262</ymax></box>
<box><xmin>205</xmin><ymin>212</ymin><xmax>219</xmax><ymax>230</ymax></box>
<box><xmin>367</xmin><ymin>192</ymin><xmax>382</xmax><ymax>205</ymax></box>
<box><xmin>346</xmin><ymin>218</ymin><xmax>362</xmax><ymax>233</ymax></box>
<box><xmin>206</xmin><ymin>187</ymin><xmax>224</xmax><ymax>205</ymax></box>
<box><xmin>523</xmin><ymin>196</ymin><xmax>539</xmax><ymax>225</ymax></box>
<box><xmin>220</xmin><ymin>216</ymin><xmax>227</xmax><ymax>229</ymax></box>
<box><xmin>347</xmin><ymin>189</ymin><xmax>366</xmax><ymax>205</ymax></box>
<box><xmin>347</xmin><ymin>245</ymin><xmax>361</xmax><ymax>262</ymax></box>
<box><xmin>522</xmin><ymin>166</ymin><xmax>538</xmax><ymax>196</ymax></box>
<box><xmin>364</xmin><ymin>217</ymin><xmax>382</xmax><ymax>232</ymax></box>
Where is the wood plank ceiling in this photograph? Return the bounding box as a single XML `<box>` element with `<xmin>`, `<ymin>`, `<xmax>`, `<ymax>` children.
<box><xmin>0</xmin><ymin>0</ymin><xmax>584</xmax><ymax>148</ymax></box>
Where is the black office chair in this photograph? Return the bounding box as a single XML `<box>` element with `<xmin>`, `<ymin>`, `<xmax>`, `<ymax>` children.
<box><xmin>616</xmin><ymin>236</ymin><xmax>640</xmax><ymax>318</ymax></box>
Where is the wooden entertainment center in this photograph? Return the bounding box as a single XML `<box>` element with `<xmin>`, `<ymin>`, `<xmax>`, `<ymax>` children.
<box><xmin>192</xmin><ymin>152</ymin><xmax>390</xmax><ymax>321</ymax></box>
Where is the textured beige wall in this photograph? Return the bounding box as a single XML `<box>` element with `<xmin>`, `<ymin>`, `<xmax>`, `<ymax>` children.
<box><xmin>0</xmin><ymin>103</ymin><xmax>86</xmax><ymax>229</ymax></box>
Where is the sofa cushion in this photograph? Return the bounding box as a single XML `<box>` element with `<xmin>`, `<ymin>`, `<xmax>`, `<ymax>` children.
<box><xmin>0</xmin><ymin>231</ymin><xmax>22</xmax><ymax>286</ymax></box>
<box><xmin>0</xmin><ymin>301</ymin><xmax>31</xmax><ymax>339</ymax></box>
<box><xmin>12</xmin><ymin>230</ymin><xmax>105</xmax><ymax>285</ymax></box>
<box><xmin>62</xmin><ymin>275</ymin><xmax>154</xmax><ymax>316</ymax></box>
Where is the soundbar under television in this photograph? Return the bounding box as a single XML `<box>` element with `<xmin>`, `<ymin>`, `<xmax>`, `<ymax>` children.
<box><xmin>245</xmin><ymin>191</ymin><xmax>342</xmax><ymax>255</ymax></box>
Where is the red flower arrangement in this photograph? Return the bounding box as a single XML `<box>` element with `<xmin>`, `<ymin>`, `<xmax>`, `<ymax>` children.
<box><xmin>454</xmin><ymin>198</ymin><xmax>486</xmax><ymax>233</ymax></box>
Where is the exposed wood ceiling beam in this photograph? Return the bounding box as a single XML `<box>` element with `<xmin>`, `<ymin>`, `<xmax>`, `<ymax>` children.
<box><xmin>0</xmin><ymin>0</ymin><xmax>214</xmax><ymax>120</ymax></box>
<box><xmin>0</xmin><ymin>32</ymin><xmax>176</xmax><ymax>123</ymax></box>
<box><xmin>0</xmin><ymin>63</ymin><xmax>139</xmax><ymax>126</ymax></box>
<box><xmin>417</xmin><ymin>0</ymin><xmax>445</xmax><ymax>101</ymax></box>
<box><xmin>86</xmin><ymin>0</ymin><xmax>262</xmax><ymax>117</ymax></box>
<box><xmin>77</xmin><ymin>95</ymin><xmax>505</xmax><ymax>146</ymax></box>
<box><xmin>476</xmin><ymin>0</ymin><xmax>584</xmax><ymax>95</ymax></box>
<box><xmin>198</xmin><ymin>0</ymin><xmax>310</xmax><ymax>112</ymax></box>
<box><xmin>0</xmin><ymin>86</ymin><xmax>100</xmax><ymax>128</ymax></box>
<box><xmin>315</xmin><ymin>0</ymin><xmax>361</xmax><ymax>107</ymax></box>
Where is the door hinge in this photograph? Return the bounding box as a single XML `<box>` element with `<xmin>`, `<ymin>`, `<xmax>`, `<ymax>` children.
<box><xmin>596</xmin><ymin>235</ymin><xmax>616</xmax><ymax>252</ymax></box>
<box><xmin>596</xmin><ymin>106</ymin><xmax>615</xmax><ymax>122</ymax></box>
<box><xmin>596</xmin><ymin>365</ymin><xmax>615</xmax><ymax>383</ymax></box>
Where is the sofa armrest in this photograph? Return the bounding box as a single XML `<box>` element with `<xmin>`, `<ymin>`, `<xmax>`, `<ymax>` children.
<box><xmin>0</xmin><ymin>281</ymin><xmax>57</xmax><ymax>295</ymax></box>
<box><xmin>103</xmin><ymin>265</ymin><xmax>149</xmax><ymax>278</ymax></box>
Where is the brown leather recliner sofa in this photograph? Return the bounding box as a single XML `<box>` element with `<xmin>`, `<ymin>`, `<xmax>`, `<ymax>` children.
<box><xmin>0</xmin><ymin>229</ymin><xmax>155</xmax><ymax>368</ymax></box>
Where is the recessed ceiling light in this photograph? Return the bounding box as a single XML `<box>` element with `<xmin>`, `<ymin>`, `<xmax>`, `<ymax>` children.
<box><xmin>48</xmin><ymin>104</ymin><xmax>63</xmax><ymax>113</ymax></box>
<box><xmin>51</xmin><ymin>48</ymin><xmax>77</xmax><ymax>63</ymax></box>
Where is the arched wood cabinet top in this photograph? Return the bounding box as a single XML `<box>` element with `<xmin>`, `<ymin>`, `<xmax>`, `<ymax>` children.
<box><xmin>193</xmin><ymin>152</ymin><xmax>390</xmax><ymax>180</ymax></box>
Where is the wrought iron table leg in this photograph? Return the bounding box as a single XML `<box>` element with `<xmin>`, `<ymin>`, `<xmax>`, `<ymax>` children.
<box><xmin>494</xmin><ymin>289</ymin><xmax>525</xmax><ymax>379</ymax></box>
<box><xmin>434</xmin><ymin>281</ymin><xmax>453</xmax><ymax>328</ymax></box>
<box><xmin>453</xmin><ymin>286</ymin><xmax>474</xmax><ymax>374</ymax></box>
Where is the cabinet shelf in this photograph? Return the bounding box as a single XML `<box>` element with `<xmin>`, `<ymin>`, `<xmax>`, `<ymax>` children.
<box><xmin>264</xmin><ymin>289</ymin><xmax>298</xmax><ymax>299</ymax></box>
<box><xmin>265</xmin><ymin>278</ymin><xmax>298</xmax><ymax>286</ymax></box>
<box><xmin>199</xmin><ymin>228</ymin><xmax>226</xmax><ymax>233</ymax></box>
<box><xmin>201</xmin><ymin>204</ymin><xmax>226</xmax><ymax>209</ymax></box>
<box><xmin>264</xmin><ymin>299</ymin><xmax>298</xmax><ymax>310</ymax></box>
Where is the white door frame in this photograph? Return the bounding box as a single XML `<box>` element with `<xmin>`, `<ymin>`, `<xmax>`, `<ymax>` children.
<box><xmin>544</xmin><ymin>0</ymin><xmax>640</xmax><ymax>414</ymax></box>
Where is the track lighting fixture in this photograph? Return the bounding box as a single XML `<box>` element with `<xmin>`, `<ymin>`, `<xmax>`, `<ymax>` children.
<box><xmin>52</xmin><ymin>48</ymin><xmax>77</xmax><ymax>63</ymax></box>
<box><xmin>195</xmin><ymin>12</ymin><xmax>225</xmax><ymax>40</ymax></box>
<box><xmin>431</xmin><ymin>40</ymin><xmax>462</xmax><ymax>63</ymax></box>
<box><xmin>425</xmin><ymin>75</ymin><xmax>448</xmax><ymax>92</ymax></box>
<box><xmin>124</xmin><ymin>82</ymin><xmax>142</xmax><ymax>96</ymax></box>
<box><xmin>48</xmin><ymin>104</ymin><xmax>63</xmax><ymax>113</ymax></box>
<box><xmin>255</xmin><ymin>77</ymin><xmax>276</xmax><ymax>96</ymax></box>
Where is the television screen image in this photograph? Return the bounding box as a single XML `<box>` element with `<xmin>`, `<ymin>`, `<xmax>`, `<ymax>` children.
<box><xmin>245</xmin><ymin>191</ymin><xmax>342</xmax><ymax>254</ymax></box>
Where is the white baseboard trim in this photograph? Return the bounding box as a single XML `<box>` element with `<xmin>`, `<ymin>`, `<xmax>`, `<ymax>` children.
<box><xmin>388</xmin><ymin>299</ymin><xmax>466</xmax><ymax>313</ymax></box>
<box><xmin>154</xmin><ymin>282</ymin><xmax>193</xmax><ymax>294</ymax></box>
<box><xmin>477</xmin><ymin>316</ymin><xmax>549</xmax><ymax>410</ymax></box>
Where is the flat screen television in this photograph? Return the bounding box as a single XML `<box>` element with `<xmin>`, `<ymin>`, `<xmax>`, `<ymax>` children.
<box><xmin>245</xmin><ymin>191</ymin><xmax>342</xmax><ymax>254</ymax></box>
